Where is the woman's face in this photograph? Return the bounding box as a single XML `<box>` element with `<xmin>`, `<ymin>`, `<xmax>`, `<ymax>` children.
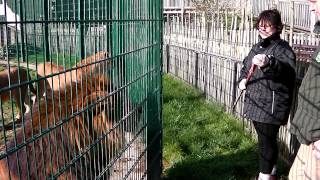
<box><xmin>258</xmin><ymin>20</ymin><xmax>277</xmax><ymax>39</ymax></box>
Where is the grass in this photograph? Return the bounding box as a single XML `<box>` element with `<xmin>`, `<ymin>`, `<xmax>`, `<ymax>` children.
<box><xmin>13</xmin><ymin>51</ymin><xmax>78</xmax><ymax>68</ymax></box>
<box><xmin>2</xmin><ymin>51</ymin><xmax>78</xmax><ymax>81</ymax></box>
<box><xmin>162</xmin><ymin>74</ymin><xmax>289</xmax><ymax>180</ymax></box>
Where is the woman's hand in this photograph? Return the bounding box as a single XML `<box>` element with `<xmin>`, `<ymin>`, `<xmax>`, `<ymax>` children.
<box><xmin>239</xmin><ymin>79</ymin><xmax>247</xmax><ymax>90</ymax></box>
<box><xmin>252</xmin><ymin>54</ymin><xmax>268</xmax><ymax>68</ymax></box>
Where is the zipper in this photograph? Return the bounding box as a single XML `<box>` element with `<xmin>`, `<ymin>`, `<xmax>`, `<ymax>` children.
<box><xmin>272</xmin><ymin>91</ymin><xmax>275</xmax><ymax>114</ymax></box>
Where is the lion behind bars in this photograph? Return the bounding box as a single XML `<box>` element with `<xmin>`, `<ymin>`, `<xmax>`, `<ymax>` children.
<box><xmin>35</xmin><ymin>51</ymin><xmax>109</xmax><ymax>99</ymax></box>
<box><xmin>0</xmin><ymin>74</ymin><xmax>122</xmax><ymax>179</ymax></box>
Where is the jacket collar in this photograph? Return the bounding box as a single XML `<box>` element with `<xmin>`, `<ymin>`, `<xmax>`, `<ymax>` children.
<box><xmin>258</xmin><ymin>33</ymin><xmax>280</xmax><ymax>48</ymax></box>
<box><xmin>313</xmin><ymin>20</ymin><xmax>320</xmax><ymax>34</ymax></box>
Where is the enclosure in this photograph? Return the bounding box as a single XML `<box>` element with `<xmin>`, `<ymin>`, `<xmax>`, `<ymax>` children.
<box><xmin>0</xmin><ymin>0</ymin><xmax>162</xmax><ymax>179</ymax></box>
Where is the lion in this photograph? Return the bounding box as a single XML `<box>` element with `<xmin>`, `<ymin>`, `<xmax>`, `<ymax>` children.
<box><xmin>0</xmin><ymin>67</ymin><xmax>37</xmax><ymax>120</ymax></box>
<box><xmin>35</xmin><ymin>51</ymin><xmax>110</xmax><ymax>101</ymax></box>
<box><xmin>0</xmin><ymin>75</ymin><xmax>122</xmax><ymax>179</ymax></box>
<box><xmin>35</xmin><ymin>62</ymin><xmax>72</xmax><ymax>99</ymax></box>
<box><xmin>75</xmin><ymin>51</ymin><xmax>109</xmax><ymax>77</ymax></box>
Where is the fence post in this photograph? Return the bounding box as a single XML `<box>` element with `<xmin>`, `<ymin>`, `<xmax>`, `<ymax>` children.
<box><xmin>204</xmin><ymin>55</ymin><xmax>208</xmax><ymax>95</ymax></box>
<box><xmin>231</xmin><ymin>62</ymin><xmax>238</xmax><ymax>113</ymax></box>
<box><xmin>0</xmin><ymin>25</ymin><xmax>2</xmax><ymax>48</ymax></box>
<box><xmin>166</xmin><ymin>44</ymin><xmax>170</xmax><ymax>73</ymax></box>
<box><xmin>195</xmin><ymin>52</ymin><xmax>199</xmax><ymax>88</ymax></box>
<box><xmin>181</xmin><ymin>0</ymin><xmax>185</xmax><ymax>21</ymax></box>
<box><xmin>77</xmin><ymin>0</ymin><xmax>85</xmax><ymax>60</ymax></box>
<box><xmin>43</xmin><ymin>0</ymin><xmax>50</xmax><ymax>62</ymax></box>
<box><xmin>289</xmin><ymin>1</ymin><xmax>294</xmax><ymax>46</ymax></box>
<box><xmin>204</xmin><ymin>13</ymin><xmax>210</xmax><ymax>95</ymax></box>
<box><xmin>19</xmin><ymin>0</ymin><xmax>26</xmax><ymax>62</ymax></box>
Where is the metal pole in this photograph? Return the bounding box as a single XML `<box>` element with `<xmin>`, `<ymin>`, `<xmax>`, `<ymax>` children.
<box><xmin>77</xmin><ymin>0</ymin><xmax>85</xmax><ymax>59</ymax></box>
<box><xmin>231</xmin><ymin>62</ymin><xmax>238</xmax><ymax>113</ymax></box>
<box><xmin>43</xmin><ymin>0</ymin><xmax>50</xmax><ymax>61</ymax></box>
<box><xmin>232</xmin><ymin>64</ymin><xmax>257</xmax><ymax>111</ymax></box>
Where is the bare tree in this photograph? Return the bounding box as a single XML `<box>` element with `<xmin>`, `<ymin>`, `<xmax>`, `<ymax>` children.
<box><xmin>190</xmin><ymin>0</ymin><xmax>250</xmax><ymax>14</ymax></box>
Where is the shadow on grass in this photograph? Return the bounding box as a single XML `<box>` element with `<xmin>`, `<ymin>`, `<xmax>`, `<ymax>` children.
<box><xmin>162</xmin><ymin>145</ymin><xmax>290</xmax><ymax>180</ymax></box>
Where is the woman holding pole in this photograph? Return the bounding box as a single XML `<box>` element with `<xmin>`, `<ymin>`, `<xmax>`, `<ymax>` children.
<box><xmin>238</xmin><ymin>9</ymin><xmax>296</xmax><ymax>180</ymax></box>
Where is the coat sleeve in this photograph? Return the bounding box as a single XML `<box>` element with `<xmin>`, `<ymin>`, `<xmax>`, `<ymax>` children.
<box><xmin>261</xmin><ymin>42</ymin><xmax>296</xmax><ymax>79</ymax></box>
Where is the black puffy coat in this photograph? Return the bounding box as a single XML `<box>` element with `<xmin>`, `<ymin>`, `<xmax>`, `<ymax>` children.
<box><xmin>239</xmin><ymin>35</ymin><xmax>296</xmax><ymax>125</ymax></box>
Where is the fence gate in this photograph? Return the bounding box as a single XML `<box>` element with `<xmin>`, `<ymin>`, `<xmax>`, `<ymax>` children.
<box><xmin>0</xmin><ymin>0</ymin><xmax>163</xmax><ymax>179</ymax></box>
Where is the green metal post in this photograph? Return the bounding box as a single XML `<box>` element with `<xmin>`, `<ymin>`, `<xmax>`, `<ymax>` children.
<box><xmin>146</xmin><ymin>0</ymin><xmax>162</xmax><ymax>179</ymax></box>
<box><xmin>18</xmin><ymin>0</ymin><xmax>26</xmax><ymax>62</ymax></box>
<box><xmin>112</xmin><ymin>0</ymin><xmax>124</xmax><ymax>87</ymax></box>
<box><xmin>77</xmin><ymin>0</ymin><xmax>85</xmax><ymax>59</ymax></box>
<box><xmin>43</xmin><ymin>0</ymin><xmax>50</xmax><ymax>61</ymax></box>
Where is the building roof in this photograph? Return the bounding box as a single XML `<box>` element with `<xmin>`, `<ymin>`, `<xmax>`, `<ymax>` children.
<box><xmin>0</xmin><ymin>2</ymin><xmax>20</xmax><ymax>30</ymax></box>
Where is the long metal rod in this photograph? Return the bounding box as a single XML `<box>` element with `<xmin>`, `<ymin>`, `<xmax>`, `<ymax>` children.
<box><xmin>232</xmin><ymin>64</ymin><xmax>257</xmax><ymax>111</ymax></box>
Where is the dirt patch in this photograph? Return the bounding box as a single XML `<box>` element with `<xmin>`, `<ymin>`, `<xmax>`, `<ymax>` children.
<box><xmin>110</xmin><ymin>132</ymin><xmax>146</xmax><ymax>179</ymax></box>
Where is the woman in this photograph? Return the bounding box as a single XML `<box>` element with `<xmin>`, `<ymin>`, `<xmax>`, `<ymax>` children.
<box><xmin>239</xmin><ymin>9</ymin><xmax>296</xmax><ymax>180</ymax></box>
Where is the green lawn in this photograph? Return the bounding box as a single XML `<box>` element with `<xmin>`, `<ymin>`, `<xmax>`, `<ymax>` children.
<box><xmin>13</xmin><ymin>52</ymin><xmax>77</xmax><ymax>68</ymax></box>
<box><xmin>162</xmin><ymin>74</ymin><xmax>289</xmax><ymax>180</ymax></box>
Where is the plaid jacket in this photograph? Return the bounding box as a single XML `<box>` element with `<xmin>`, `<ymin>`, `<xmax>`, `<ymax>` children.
<box><xmin>290</xmin><ymin>47</ymin><xmax>320</xmax><ymax>145</ymax></box>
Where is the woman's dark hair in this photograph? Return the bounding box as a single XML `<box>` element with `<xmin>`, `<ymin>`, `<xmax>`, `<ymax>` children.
<box><xmin>255</xmin><ymin>9</ymin><xmax>283</xmax><ymax>34</ymax></box>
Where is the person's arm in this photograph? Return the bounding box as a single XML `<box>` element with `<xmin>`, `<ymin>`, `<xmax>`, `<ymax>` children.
<box><xmin>313</xmin><ymin>140</ymin><xmax>320</xmax><ymax>159</ymax></box>
<box><xmin>260</xmin><ymin>44</ymin><xmax>296</xmax><ymax>78</ymax></box>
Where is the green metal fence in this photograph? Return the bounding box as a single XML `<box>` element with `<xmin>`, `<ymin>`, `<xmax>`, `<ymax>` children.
<box><xmin>0</xmin><ymin>0</ymin><xmax>163</xmax><ymax>179</ymax></box>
